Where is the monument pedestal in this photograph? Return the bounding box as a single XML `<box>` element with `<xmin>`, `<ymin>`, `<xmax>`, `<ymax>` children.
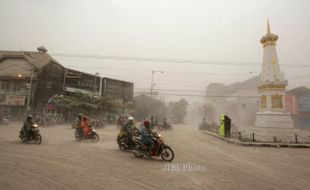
<box><xmin>247</xmin><ymin>112</ymin><xmax>297</xmax><ymax>142</ymax></box>
<box><xmin>255</xmin><ymin>112</ymin><xmax>294</xmax><ymax>129</ymax></box>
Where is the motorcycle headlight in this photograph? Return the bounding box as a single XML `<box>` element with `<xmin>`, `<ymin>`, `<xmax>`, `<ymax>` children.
<box><xmin>158</xmin><ymin>133</ymin><xmax>161</xmax><ymax>137</ymax></box>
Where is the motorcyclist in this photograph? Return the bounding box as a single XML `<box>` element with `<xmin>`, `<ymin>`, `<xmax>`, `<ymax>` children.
<box><xmin>150</xmin><ymin>116</ymin><xmax>156</xmax><ymax>129</ymax></box>
<box><xmin>75</xmin><ymin>113</ymin><xmax>83</xmax><ymax>134</ymax></box>
<box><xmin>140</xmin><ymin>120</ymin><xmax>154</xmax><ymax>156</ymax></box>
<box><xmin>22</xmin><ymin>115</ymin><xmax>33</xmax><ymax>139</ymax></box>
<box><xmin>80</xmin><ymin>115</ymin><xmax>91</xmax><ymax>137</ymax></box>
<box><xmin>199</xmin><ymin>117</ymin><xmax>209</xmax><ymax>130</ymax></box>
<box><xmin>117</xmin><ymin>116</ymin><xmax>137</xmax><ymax>144</ymax></box>
<box><xmin>163</xmin><ymin>118</ymin><xmax>168</xmax><ymax>126</ymax></box>
<box><xmin>117</xmin><ymin>115</ymin><xmax>125</xmax><ymax>128</ymax></box>
<box><xmin>201</xmin><ymin>117</ymin><xmax>207</xmax><ymax>126</ymax></box>
<box><xmin>124</xmin><ymin>116</ymin><xmax>138</xmax><ymax>133</ymax></box>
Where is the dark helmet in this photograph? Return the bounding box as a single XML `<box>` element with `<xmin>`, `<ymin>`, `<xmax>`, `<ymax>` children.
<box><xmin>27</xmin><ymin>114</ymin><xmax>33</xmax><ymax>120</ymax></box>
<box><xmin>78</xmin><ymin>113</ymin><xmax>83</xmax><ymax>119</ymax></box>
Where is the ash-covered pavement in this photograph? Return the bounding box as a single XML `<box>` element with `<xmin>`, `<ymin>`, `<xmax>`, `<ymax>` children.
<box><xmin>0</xmin><ymin>123</ymin><xmax>309</xmax><ymax>190</ymax></box>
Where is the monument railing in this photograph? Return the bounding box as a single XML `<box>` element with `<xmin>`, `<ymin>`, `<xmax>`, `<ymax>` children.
<box><xmin>237</xmin><ymin>130</ymin><xmax>310</xmax><ymax>144</ymax></box>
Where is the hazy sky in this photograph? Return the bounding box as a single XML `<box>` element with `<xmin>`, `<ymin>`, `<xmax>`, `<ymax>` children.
<box><xmin>0</xmin><ymin>0</ymin><xmax>309</xmax><ymax>101</ymax></box>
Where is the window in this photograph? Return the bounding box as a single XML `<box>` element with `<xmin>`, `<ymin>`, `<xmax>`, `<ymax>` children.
<box><xmin>2</xmin><ymin>82</ymin><xmax>10</xmax><ymax>91</ymax></box>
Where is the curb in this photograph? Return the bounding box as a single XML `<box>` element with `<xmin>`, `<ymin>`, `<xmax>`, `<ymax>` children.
<box><xmin>203</xmin><ymin>131</ymin><xmax>310</xmax><ymax>148</ymax></box>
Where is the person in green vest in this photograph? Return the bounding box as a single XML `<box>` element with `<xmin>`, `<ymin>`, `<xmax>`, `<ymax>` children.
<box><xmin>219</xmin><ymin>114</ymin><xmax>225</xmax><ymax>137</ymax></box>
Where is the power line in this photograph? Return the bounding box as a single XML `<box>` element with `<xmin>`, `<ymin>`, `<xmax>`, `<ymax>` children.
<box><xmin>52</xmin><ymin>53</ymin><xmax>310</xmax><ymax>68</ymax></box>
<box><xmin>64</xmin><ymin>65</ymin><xmax>258</xmax><ymax>76</ymax></box>
<box><xmin>134</xmin><ymin>91</ymin><xmax>259</xmax><ymax>98</ymax></box>
<box><xmin>135</xmin><ymin>88</ymin><xmax>207</xmax><ymax>92</ymax></box>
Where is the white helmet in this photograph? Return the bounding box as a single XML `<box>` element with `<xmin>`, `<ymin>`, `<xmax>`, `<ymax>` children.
<box><xmin>128</xmin><ymin>116</ymin><xmax>134</xmax><ymax>121</ymax></box>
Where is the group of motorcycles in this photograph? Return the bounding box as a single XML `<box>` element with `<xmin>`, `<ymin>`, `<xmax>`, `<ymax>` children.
<box><xmin>16</xmin><ymin>116</ymin><xmax>174</xmax><ymax>162</ymax></box>
<box><xmin>117</xmin><ymin>126</ymin><xmax>175</xmax><ymax>162</ymax></box>
<box><xmin>18</xmin><ymin>119</ymin><xmax>100</xmax><ymax>145</ymax></box>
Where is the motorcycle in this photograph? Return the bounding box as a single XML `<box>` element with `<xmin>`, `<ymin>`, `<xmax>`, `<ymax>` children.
<box><xmin>19</xmin><ymin>123</ymin><xmax>42</xmax><ymax>144</ymax></box>
<box><xmin>75</xmin><ymin>126</ymin><xmax>99</xmax><ymax>143</ymax></box>
<box><xmin>117</xmin><ymin>131</ymin><xmax>140</xmax><ymax>151</ymax></box>
<box><xmin>132</xmin><ymin>132</ymin><xmax>174</xmax><ymax>162</ymax></box>
<box><xmin>0</xmin><ymin>118</ymin><xmax>9</xmax><ymax>126</ymax></box>
<box><xmin>157</xmin><ymin>122</ymin><xmax>173</xmax><ymax>131</ymax></box>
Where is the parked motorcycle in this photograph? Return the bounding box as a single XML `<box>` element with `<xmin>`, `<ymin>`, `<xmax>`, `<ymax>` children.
<box><xmin>91</xmin><ymin>119</ymin><xmax>105</xmax><ymax>128</ymax></box>
<box><xmin>132</xmin><ymin>132</ymin><xmax>174</xmax><ymax>162</ymax></box>
<box><xmin>157</xmin><ymin>122</ymin><xmax>173</xmax><ymax>131</ymax></box>
<box><xmin>0</xmin><ymin>118</ymin><xmax>9</xmax><ymax>126</ymax></box>
<box><xmin>75</xmin><ymin>126</ymin><xmax>99</xmax><ymax>143</ymax></box>
<box><xmin>19</xmin><ymin>123</ymin><xmax>42</xmax><ymax>144</ymax></box>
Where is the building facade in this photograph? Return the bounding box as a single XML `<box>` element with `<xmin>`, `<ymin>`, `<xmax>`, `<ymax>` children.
<box><xmin>0</xmin><ymin>46</ymin><xmax>64</xmax><ymax>119</ymax></box>
<box><xmin>102</xmin><ymin>77</ymin><xmax>134</xmax><ymax>102</ymax></box>
<box><xmin>0</xmin><ymin>47</ymin><xmax>134</xmax><ymax>119</ymax></box>
<box><xmin>64</xmin><ymin>68</ymin><xmax>101</xmax><ymax>96</ymax></box>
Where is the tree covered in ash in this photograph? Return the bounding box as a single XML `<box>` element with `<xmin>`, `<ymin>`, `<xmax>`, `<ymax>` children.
<box><xmin>50</xmin><ymin>93</ymin><xmax>120</xmax><ymax>120</ymax></box>
<box><xmin>131</xmin><ymin>94</ymin><xmax>165</xmax><ymax>121</ymax></box>
<box><xmin>198</xmin><ymin>104</ymin><xmax>216</xmax><ymax>123</ymax></box>
<box><xmin>166</xmin><ymin>98</ymin><xmax>188</xmax><ymax>124</ymax></box>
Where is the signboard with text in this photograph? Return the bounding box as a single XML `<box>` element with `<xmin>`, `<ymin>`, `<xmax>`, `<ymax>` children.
<box><xmin>0</xmin><ymin>95</ymin><xmax>26</xmax><ymax>106</ymax></box>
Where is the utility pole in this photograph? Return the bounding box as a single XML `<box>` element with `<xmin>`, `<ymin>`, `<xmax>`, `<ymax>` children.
<box><xmin>93</xmin><ymin>72</ymin><xmax>99</xmax><ymax>96</ymax></box>
<box><xmin>150</xmin><ymin>70</ymin><xmax>164</xmax><ymax>99</ymax></box>
<box><xmin>63</xmin><ymin>68</ymin><xmax>67</xmax><ymax>91</ymax></box>
<box><xmin>26</xmin><ymin>69</ymin><xmax>34</xmax><ymax>114</ymax></box>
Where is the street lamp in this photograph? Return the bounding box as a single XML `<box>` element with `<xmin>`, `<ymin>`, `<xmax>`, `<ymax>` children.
<box><xmin>150</xmin><ymin>70</ymin><xmax>164</xmax><ymax>99</ymax></box>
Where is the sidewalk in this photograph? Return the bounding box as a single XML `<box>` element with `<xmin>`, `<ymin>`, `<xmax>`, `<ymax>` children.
<box><xmin>203</xmin><ymin>130</ymin><xmax>310</xmax><ymax>148</ymax></box>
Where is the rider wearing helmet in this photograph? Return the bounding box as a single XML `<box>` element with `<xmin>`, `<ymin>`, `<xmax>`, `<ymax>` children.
<box><xmin>23</xmin><ymin>115</ymin><xmax>33</xmax><ymax>138</ymax></box>
<box><xmin>76</xmin><ymin>113</ymin><xmax>83</xmax><ymax>135</ymax></box>
<box><xmin>117</xmin><ymin>116</ymin><xmax>137</xmax><ymax>144</ymax></box>
<box><xmin>140</xmin><ymin>120</ymin><xmax>154</xmax><ymax>156</ymax></box>
<box><xmin>125</xmin><ymin>116</ymin><xmax>137</xmax><ymax>132</ymax></box>
<box><xmin>80</xmin><ymin>114</ymin><xmax>91</xmax><ymax>137</ymax></box>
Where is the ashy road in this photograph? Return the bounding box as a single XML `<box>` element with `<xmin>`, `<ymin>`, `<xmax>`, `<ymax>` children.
<box><xmin>0</xmin><ymin>124</ymin><xmax>309</xmax><ymax>190</ymax></box>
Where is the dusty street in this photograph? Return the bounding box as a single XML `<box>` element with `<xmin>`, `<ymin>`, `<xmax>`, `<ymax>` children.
<box><xmin>0</xmin><ymin>123</ymin><xmax>309</xmax><ymax>190</ymax></box>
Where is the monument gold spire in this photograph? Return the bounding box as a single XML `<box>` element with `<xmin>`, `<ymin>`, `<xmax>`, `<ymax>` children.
<box><xmin>258</xmin><ymin>20</ymin><xmax>284</xmax><ymax>88</ymax></box>
<box><xmin>267</xmin><ymin>19</ymin><xmax>271</xmax><ymax>34</ymax></box>
<box><xmin>260</xmin><ymin>20</ymin><xmax>278</xmax><ymax>45</ymax></box>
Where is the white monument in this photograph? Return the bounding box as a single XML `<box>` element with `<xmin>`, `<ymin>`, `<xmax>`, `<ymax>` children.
<box><xmin>252</xmin><ymin>21</ymin><xmax>296</xmax><ymax>142</ymax></box>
